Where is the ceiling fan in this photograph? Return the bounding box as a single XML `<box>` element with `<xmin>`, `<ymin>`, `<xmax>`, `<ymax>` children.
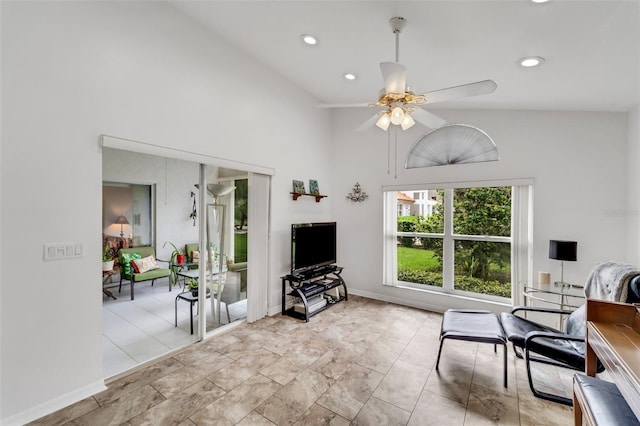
<box><xmin>346</xmin><ymin>17</ymin><xmax>498</xmax><ymax>132</ymax></box>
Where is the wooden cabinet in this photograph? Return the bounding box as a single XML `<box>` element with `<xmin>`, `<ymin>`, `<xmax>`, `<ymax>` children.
<box><xmin>573</xmin><ymin>299</ymin><xmax>640</xmax><ymax>425</ymax></box>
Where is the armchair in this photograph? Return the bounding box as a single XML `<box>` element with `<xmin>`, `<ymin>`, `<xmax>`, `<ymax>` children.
<box><xmin>118</xmin><ymin>246</ymin><xmax>171</xmax><ymax>300</ymax></box>
<box><xmin>500</xmin><ymin>305</ymin><xmax>598</xmax><ymax>405</ymax></box>
<box><xmin>500</xmin><ymin>274</ymin><xmax>640</xmax><ymax>405</ymax></box>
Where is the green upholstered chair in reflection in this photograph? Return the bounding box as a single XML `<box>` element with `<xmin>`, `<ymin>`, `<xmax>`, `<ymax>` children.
<box><xmin>118</xmin><ymin>246</ymin><xmax>171</xmax><ymax>300</ymax></box>
<box><xmin>185</xmin><ymin>243</ymin><xmax>200</xmax><ymax>267</ymax></box>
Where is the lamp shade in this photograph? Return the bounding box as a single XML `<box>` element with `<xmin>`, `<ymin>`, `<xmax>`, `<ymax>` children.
<box><xmin>549</xmin><ymin>240</ymin><xmax>577</xmax><ymax>261</ymax></box>
<box><xmin>194</xmin><ymin>184</ymin><xmax>236</xmax><ymax>198</ymax></box>
<box><xmin>114</xmin><ymin>215</ymin><xmax>129</xmax><ymax>225</ymax></box>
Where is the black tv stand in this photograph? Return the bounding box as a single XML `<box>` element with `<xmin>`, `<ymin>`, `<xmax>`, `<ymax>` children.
<box><xmin>281</xmin><ymin>265</ymin><xmax>347</xmax><ymax>322</ymax></box>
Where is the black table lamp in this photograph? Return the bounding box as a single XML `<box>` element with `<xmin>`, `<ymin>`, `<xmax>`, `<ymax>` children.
<box><xmin>115</xmin><ymin>215</ymin><xmax>129</xmax><ymax>238</ymax></box>
<box><xmin>549</xmin><ymin>240</ymin><xmax>577</xmax><ymax>285</ymax></box>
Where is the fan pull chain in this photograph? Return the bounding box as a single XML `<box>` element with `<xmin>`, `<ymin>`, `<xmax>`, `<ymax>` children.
<box><xmin>394</xmin><ymin>130</ymin><xmax>398</xmax><ymax>179</ymax></box>
<box><xmin>387</xmin><ymin>130</ymin><xmax>391</xmax><ymax>175</ymax></box>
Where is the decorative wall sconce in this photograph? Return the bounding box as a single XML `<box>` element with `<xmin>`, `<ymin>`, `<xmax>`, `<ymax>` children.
<box><xmin>189</xmin><ymin>191</ymin><xmax>197</xmax><ymax>226</ymax></box>
<box><xmin>346</xmin><ymin>182</ymin><xmax>368</xmax><ymax>202</ymax></box>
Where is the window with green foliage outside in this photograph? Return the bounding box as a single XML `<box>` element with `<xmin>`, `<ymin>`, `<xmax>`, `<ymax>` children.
<box><xmin>391</xmin><ymin>186</ymin><xmax>514</xmax><ymax>300</ymax></box>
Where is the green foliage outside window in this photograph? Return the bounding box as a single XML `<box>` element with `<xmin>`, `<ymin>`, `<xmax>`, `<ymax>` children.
<box><xmin>396</xmin><ymin>187</ymin><xmax>512</xmax><ymax>297</ymax></box>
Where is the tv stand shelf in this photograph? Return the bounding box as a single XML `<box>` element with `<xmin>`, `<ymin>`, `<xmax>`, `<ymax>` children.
<box><xmin>281</xmin><ymin>265</ymin><xmax>348</xmax><ymax>322</ymax></box>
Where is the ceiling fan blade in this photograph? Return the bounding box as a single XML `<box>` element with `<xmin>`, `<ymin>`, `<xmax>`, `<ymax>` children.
<box><xmin>355</xmin><ymin>113</ymin><xmax>381</xmax><ymax>132</ymax></box>
<box><xmin>411</xmin><ymin>108</ymin><xmax>447</xmax><ymax>129</ymax></box>
<box><xmin>380</xmin><ymin>62</ymin><xmax>406</xmax><ymax>94</ymax></box>
<box><xmin>317</xmin><ymin>102</ymin><xmax>371</xmax><ymax>108</ymax></box>
<box><xmin>422</xmin><ymin>80</ymin><xmax>497</xmax><ymax>104</ymax></box>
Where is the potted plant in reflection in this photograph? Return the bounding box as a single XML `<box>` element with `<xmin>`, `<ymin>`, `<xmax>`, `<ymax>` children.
<box><xmin>102</xmin><ymin>244</ymin><xmax>115</xmax><ymax>271</ymax></box>
<box><xmin>163</xmin><ymin>241</ymin><xmax>186</xmax><ymax>285</ymax></box>
<box><xmin>186</xmin><ymin>278</ymin><xmax>199</xmax><ymax>296</ymax></box>
<box><xmin>163</xmin><ymin>241</ymin><xmax>186</xmax><ymax>264</ymax></box>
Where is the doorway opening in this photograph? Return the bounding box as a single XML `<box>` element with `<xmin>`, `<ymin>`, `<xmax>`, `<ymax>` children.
<box><xmin>101</xmin><ymin>139</ymin><xmax>271</xmax><ymax>379</ymax></box>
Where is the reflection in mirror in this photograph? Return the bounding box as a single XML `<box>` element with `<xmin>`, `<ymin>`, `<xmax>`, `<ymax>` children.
<box><xmin>102</xmin><ymin>182</ymin><xmax>154</xmax><ymax>260</ymax></box>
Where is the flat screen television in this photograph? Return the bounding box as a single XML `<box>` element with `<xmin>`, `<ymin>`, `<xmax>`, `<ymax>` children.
<box><xmin>291</xmin><ymin>222</ymin><xmax>337</xmax><ymax>274</ymax></box>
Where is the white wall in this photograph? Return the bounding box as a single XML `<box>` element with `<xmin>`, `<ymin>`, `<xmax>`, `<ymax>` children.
<box><xmin>627</xmin><ymin>105</ymin><xmax>640</xmax><ymax>264</ymax></box>
<box><xmin>0</xmin><ymin>1</ymin><xmax>331</xmax><ymax>423</ymax></box>
<box><xmin>1</xmin><ymin>1</ymin><xmax>636</xmax><ymax>422</ymax></box>
<box><xmin>330</xmin><ymin>107</ymin><xmax>630</xmax><ymax>312</ymax></box>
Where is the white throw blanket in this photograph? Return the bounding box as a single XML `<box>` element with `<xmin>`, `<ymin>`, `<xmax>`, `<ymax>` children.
<box><xmin>584</xmin><ymin>261</ymin><xmax>640</xmax><ymax>302</ymax></box>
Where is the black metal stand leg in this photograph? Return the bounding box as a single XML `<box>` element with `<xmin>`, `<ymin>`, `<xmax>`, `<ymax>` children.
<box><xmin>189</xmin><ymin>301</ymin><xmax>194</xmax><ymax>335</ymax></box>
<box><xmin>174</xmin><ymin>296</ymin><xmax>178</xmax><ymax>327</ymax></box>
<box><xmin>503</xmin><ymin>343</ymin><xmax>508</xmax><ymax>388</ymax></box>
<box><xmin>525</xmin><ymin>347</ymin><xmax>572</xmax><ymax>405</ymax></box>
<box><xmin>435</xmin><ymin>338</ymin><xmax>445</xmax><ymax>371</ymax></box>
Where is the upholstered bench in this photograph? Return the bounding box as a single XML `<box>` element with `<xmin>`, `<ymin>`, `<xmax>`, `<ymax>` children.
<box><xmin>436</xmin><ymin>309</ymin><xmax>508</xmax><ymax>388</ymax></box>
<box><xmin>118</xmin><ymin>246</ymin><xmax>171</xmax><ymax>300</ymax></box>
<box><xmin>573</xmin><ymin>374</ymin><xmax>639</xmax><ymax>426</ymax></box>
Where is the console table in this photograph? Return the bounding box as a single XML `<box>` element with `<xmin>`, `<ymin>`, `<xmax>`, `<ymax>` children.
<box><xmin>281</xmin><ymin>265</ymin><xmax>347</xmax><ymax>322</ymax></box>
<box><xmin>102</xmin><ymin>270</ymin><xmax>117</xmax><ymax>300</ymax></box>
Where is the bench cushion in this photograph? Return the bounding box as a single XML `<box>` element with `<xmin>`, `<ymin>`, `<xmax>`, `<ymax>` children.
<box><xmin>442</xmin><ymin>309</ymin><xmax>506</xmax><ymax>344</ymax></box>
<box><xmin>574</xmin><ymin>374</ymin><xmax>640</xmax><ymax>425</ymax></box>
<box><xmin>131</xmin><ymin>267</ymin><xmax>171</xmax><ymax>282</ymax></box>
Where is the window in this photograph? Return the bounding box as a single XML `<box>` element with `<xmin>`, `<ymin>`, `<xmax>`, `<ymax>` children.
<box><xmin>383</xmin><ymin>181</ymin><xmax>532</xmax><ymax>303</ymax></box>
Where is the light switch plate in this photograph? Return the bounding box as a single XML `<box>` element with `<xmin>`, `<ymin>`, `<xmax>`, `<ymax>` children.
<box><xmin>44</xmin><ymin>243</ymin><xmax>84</xmax><ymax>261</ymax></box>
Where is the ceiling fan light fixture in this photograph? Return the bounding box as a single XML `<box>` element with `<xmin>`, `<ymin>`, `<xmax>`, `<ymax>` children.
<box><xmin>519</xmin><ymin>56</ymin><xmax>545</xmax><ymax>67</ymax></box>
<box><xmin>401</xmin><ymin>114</ymin><xmax>415</xmax><ymax>130</ymax></box>
<box><xmin>390</xmin><ymin>106</ymin><xmax>405</xmax><ymax>125</ymax></box>
<box><xmin>376</xmin><ymin>113</ymin><xmax>391</xmax><ymax>130</ymax></box>
<box><xmin>301</xmin><ymin>34</ymin><xmax>318</xmax><ymax>45</ymax></box>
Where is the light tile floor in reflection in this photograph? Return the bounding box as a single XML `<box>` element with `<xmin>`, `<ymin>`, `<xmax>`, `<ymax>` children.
<box><xmin>37</xmin><ymin>295</ymin><xmax>578</xmax><ymax>425</ymax></box>
<box><xmin>102</xmin><ymin>277</ymin><xmax>247</xmax><ymax>378</ymax></box>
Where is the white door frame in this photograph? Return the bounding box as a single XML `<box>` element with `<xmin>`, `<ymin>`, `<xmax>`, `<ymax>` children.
<box><xmin>101</xmin><ymin>135</ymin><xmax>273</xmax><ymax>338</ymax></box>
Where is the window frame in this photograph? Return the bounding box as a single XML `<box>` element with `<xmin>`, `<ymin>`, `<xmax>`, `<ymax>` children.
<box><xmin>383</xmin><ymin>179</ymin><xmax>533</xmax><ymax>305</ymax></box>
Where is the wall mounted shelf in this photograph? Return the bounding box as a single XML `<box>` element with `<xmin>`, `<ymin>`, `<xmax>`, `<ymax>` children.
<box><xmin>290</xmin><ymin>192</ymin><xmax>327</xmax><ymax>202</ymax></box>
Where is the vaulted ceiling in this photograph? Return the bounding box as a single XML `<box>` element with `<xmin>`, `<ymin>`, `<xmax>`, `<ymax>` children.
<box><xmin>169</xmin><ymin>1</ymin><xmax>639</xmax><ymax>113</ymax></box>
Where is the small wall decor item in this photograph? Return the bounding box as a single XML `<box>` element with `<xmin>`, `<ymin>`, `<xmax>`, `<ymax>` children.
<box><xmin>346</xmin><ymin>182</ymin><xmax>368</xmax><ymax>202</ymax></box>
<box><xmin>309</xmin><ymin>179</ymin><xmax>319</xmax><ymax>195</ymax></box>
<box><xmin>292</xmin><ymin>180</ymin><xmax>305</xmax><ymax>194</ymax></box>
<box><xmin>189</xmin><ymin>191</ymin><xmax>197</xmax><ymax>226</ymax></box>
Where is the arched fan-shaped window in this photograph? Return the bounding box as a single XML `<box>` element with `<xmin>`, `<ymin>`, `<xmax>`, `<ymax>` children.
<box><xmin>405</xmin><ymin>124</ymin><xmax>499</xmax><ymax>168</ymax></box>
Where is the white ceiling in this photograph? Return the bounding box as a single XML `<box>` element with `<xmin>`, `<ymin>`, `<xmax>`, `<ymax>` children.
<box><xmin>169</xmin><ymin>0</ymin><xmax>639</xmax><ymax>112</ymax></box>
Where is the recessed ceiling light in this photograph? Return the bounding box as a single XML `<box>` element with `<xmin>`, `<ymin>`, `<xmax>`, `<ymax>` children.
<box><xmin>301</xmin><ymin>34</ymin><xmax>318</xmax><ymax>45</ymax></box>
<box><xmin>531</xmin><ymin>0</ymin><xmax>549</xmax><ymax>3</ymax></box>
<box><xmin>344</xmin><ymin>73</ymin><xmax>356</xmax><ymax>80</ymax></box>
<box><xmin>519</xmin><ymin>56</ymin><xmax>545</xmax><ymax>67</ymax></box>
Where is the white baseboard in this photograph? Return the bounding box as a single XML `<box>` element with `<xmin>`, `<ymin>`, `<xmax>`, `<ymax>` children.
<box><xmin>268</xmin><ymin>305</ymin><xmax>282</xmax><ymax>317</ymax></box>
<box><xmin>1</xmin><ymin>380</ymin><xmax>106</xmax><ymax>426</ymax></box>
<box><xmin>269</xmin><ymin>287</ymin><xmax>508</xmax><ymax>321</ymax></box>
<box><xmin>347</xmin><ymin>288</ymin><xmax>447</xmax><ymax>313</ymax></box>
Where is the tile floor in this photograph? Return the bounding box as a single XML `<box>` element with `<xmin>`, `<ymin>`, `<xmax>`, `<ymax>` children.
<box><xmin>102</xmin><ymin>276</ymin><xmax>247</xmax><ymax>378</ymax></box>
<box><xmin>37</xmin><ymin>295</ymin><xmax>577</xmax><ymax>425</ymax></box>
